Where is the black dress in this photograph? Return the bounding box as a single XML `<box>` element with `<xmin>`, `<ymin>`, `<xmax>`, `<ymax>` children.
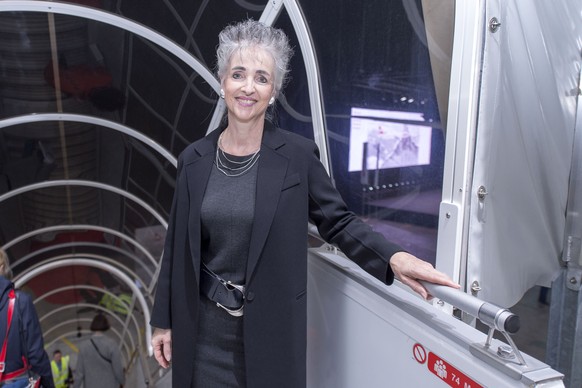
<box><xmin>192</xmin><ymin>152</ymin><xmax>258</xmax><ymax>388</ymax></box>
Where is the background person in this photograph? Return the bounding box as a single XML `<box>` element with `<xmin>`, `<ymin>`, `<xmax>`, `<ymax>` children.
<box><xmin>74</xmin><ymin>314</ymin><xmax>124</xmax><ymax>388</ymax></box>
<box><xmin>51</xmin><ymin>350</ymin><xmax>73</xmax><ymax>388</ymax></box>
<box><xmin>150</xmin><ymin>19</ymin><xmax>459</xmax><ymax>388</ymax></box>
<box><xmin>0</xmin><ymin>248</ymin><xmax>54</xmax><ymax>388</ymax></box>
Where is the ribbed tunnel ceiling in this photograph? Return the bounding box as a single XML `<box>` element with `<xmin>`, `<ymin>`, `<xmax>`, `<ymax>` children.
<box><xmin>0</xmin><ymin>0</ymin><xmax>441</xmax><ymax>385</ymax></box>
<box><xmin>0</xmin><ymin>0</ymin><xmax>277</xmax><ymax>379</ymax></box>
<box><xmin>0</xmin><ymin>0</ymin><xmax>320</xmax><ymax>382</ymax></box>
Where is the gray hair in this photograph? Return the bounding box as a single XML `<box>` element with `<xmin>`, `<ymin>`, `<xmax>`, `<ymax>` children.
<box><xmin>216</xmin><ymin>19</ymin><xmax>293</xmax><ymax>96</ymax></box>
<box><xmin>0</xmin><ymin>249</ymin><xmax>13</xmax><ymax>280</ymax></box>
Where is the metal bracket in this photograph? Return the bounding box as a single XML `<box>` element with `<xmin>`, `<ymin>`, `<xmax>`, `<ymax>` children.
<box><xmin>566</xmin><ymin>268</ymin><xmax>582</xmax><ymax>291</ymax></box>
<box><xmin>325</xmin><ymin>243</ymin><xmax>338</xmax><ymax>255</ymax></box>
<box><xmin>471</xmin><ymin>280</ymin><xmax>481</xmax><ymax>296</ymax></box>
<box><xmin>489</xmin><ymin>17</ymin><xmax>501</xmax><ymax>33</ymax></box>
<box><xmin>485</xmin><ymin>327</ymin><xmax>526</xmax><ymax>365</ymax></box>
<box><xmin>477</xmin><ymin>186</ymin><xmax>488</xmax><ymax>201</ymax></box>
<box><xmin>469</xmin><ymin>327</ymin><xmax>565</xmax><ymax>384</ymax></box>
<box><xmin>470</xmin><ymin>340</ymin><xmax>562</xmax><ymax>384</ymax></box>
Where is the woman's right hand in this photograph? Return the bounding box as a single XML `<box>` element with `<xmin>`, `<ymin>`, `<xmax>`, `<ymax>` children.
<box><xmin>152</xmin><ymin>328</ymin><xmax>172</xmax><ymax>368</ymax></box>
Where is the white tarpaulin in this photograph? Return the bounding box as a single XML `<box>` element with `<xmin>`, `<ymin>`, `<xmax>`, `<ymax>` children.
<box><xmin>467</xmin><ymin>0</ymin><xmax>582</xmax><ymax>307</ymax></box>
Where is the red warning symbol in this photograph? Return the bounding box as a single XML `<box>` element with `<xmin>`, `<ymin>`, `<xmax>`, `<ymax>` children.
<box><xmin>413</xmin><ymin>343</ymin><xmax>427</xmax><ymax>364</ymax></box>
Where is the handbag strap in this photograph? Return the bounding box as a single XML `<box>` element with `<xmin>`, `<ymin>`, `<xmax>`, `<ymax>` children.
<box><xmin>90</xmin><ymin>339</ymin><xmax>112</xmax><ymax>364</ymax></box>
<box><xmin>0</xmin><ymin>289</ymin><xmax>16</xmax><ymax>380</ymax></box>
<box><xmin>15</xmin><ymin>292</ymin><xmax>34</xmax><ymax>380</ymax></box>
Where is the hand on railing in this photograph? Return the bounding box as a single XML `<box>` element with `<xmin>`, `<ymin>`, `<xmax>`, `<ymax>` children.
<box><xmin>419</xmin><ymin>279</ymin><xmax>525</xmax><ymax>365</ymax></box>
<box><xmin>390</xmin><ymin>251</ymin><xmax>460</xmax><ymax>300</ymax></box>
<box><xmin>418</xmin><ymin>280</ymin><xmax>520</xmax><ymax>334</ymax></box>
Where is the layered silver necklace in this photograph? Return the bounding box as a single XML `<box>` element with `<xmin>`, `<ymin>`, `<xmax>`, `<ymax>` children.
<box><xmin>215</xmin><ymin>132</ymin><xmax>261</xmax><ymax>177</ymax></box>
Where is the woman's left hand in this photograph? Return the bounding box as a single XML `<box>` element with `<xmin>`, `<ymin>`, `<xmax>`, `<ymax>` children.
<box><xmin>152</xmin><ymin>327</ymin><xmax>172</xmax><ymax>368</ymax></box>
<box><xmin>389</xmin><ymin>251</ymin><xmax>459</xmax><ymax>299</ymax></box>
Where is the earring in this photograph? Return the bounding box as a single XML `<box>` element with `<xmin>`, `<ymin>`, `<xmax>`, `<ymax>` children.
<box><xmin>269</xmin><ymin>96</ymin><xmax>275</xmax><ymax>105</ymax></box>
<box><xmin>220</xmin><ymin>89</ymin><xmax>225</xmax><ymax>99</ymax></box>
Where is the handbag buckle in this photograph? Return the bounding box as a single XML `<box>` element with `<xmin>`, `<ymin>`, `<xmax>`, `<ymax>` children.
<box><xmin>216</xmin><ymin>302</ymin><xmax>244</xmax><ymax>317</ymax></box>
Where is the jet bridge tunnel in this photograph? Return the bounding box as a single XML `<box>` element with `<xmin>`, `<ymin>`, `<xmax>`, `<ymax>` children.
<box><xmin>0</xmin><ymin>0</ymin><xmax>580</xmax><ymax>387</ymax></box>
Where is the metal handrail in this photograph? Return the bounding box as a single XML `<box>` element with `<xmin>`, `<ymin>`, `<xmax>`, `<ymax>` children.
<box><xmin>309</xmin><ymin>222</ymin><xmax>526</xmax><ymax>366</ymax></box>
<box><xmin>419</xmin><ymin>281</ymin><xmax>520</xmax><ymax>334</ymax></box>
<box><xmin>419</xmin><ymin>280</ymin><xmax>526</xmax><ymax>365</ymax></box>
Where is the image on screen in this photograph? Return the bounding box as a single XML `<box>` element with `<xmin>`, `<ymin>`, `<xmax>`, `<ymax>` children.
<box><xmin>348</xmin><ymin>108</ymin><xmax>432</xmax><ymax>172</ymax></box>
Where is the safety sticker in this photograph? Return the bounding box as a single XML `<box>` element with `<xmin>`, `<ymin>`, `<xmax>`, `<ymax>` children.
<box><xmin>413</xmin><ymin>343</ymin><xmax>427</xmax><ymax>364</ymax></box>
<box><xmin>427</xmin><ymin>352</ymin><xmax>483</xmax><ymax>388</ymax></box>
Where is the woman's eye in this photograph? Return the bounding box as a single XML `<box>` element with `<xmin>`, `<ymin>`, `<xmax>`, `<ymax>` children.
<box><xmin>232</xmin><ymin>73</ymin><xmax>243</xmax><ymax>80</ymax></box>
<box><xmin>256</xmin><ymin>76</ymin><xmax>268</xmax><ymax>84</ymax></box>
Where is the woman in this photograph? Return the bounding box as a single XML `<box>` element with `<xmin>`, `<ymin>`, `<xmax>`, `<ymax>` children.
<box><xmin>0</xmin><ymin>249</ymin><xmax>54</xmax><ymax>388</ymax></box>
<box><xmin>150</xmin><ymin>19</ymin><xmax>458</xmax><ymax>387</ymax></box>
<box><xmin>74</xmin><ymin>314</ymin><xmax>125</xmax><ymax>388</ymax></box>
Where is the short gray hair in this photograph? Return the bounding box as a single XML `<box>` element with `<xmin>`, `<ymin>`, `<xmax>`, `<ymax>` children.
<box><xmin>0</xmin><ymin>249</ymin><xmax>13</xmax><ymax>280</ymax></box>
<box><xmin>216</xmin><ymin>19</ymin><xmax>293</xmax><ymax>96</ymax></box>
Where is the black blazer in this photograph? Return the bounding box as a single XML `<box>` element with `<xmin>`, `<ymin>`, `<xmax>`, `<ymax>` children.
<box><xmin>151</xmin><ymin>121</ymin><xmax>402</xmax><ymax>387</ymax></box>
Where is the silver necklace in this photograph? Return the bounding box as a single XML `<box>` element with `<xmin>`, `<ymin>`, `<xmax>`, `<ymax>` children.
<box><xmin>215</xmin><ymin>132</ymin><xmax>261</xmax><ymax>177</ymax></box>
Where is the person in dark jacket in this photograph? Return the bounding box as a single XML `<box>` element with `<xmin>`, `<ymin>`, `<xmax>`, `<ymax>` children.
<box><xmin>0</xmin><ymin>248</ymin><xmax>55</xmax><ymax>388</ymax></box>
<box><xmin>150</xmin><ymin>19</ymin><xmax>458</xmax><ymax>388</ymax></box>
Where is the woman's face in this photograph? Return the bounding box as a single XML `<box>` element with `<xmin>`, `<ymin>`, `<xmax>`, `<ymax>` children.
<box><xmin>222</xmin><ymin>47</ymin><xmax>275</xmax><ymax>125</ymax></box>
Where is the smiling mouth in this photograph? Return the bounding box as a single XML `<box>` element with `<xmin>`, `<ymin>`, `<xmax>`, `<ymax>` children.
<box><xmin>236</xmin><ymin>97</ymin><xmax>256</xmax><ymax>106</ymax></box>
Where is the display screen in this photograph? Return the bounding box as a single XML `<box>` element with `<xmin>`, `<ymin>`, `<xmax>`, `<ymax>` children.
<box><xmin>348</xmin><ymin>107</ymin><xmax>432</xmax><ymax>172</ymax></box>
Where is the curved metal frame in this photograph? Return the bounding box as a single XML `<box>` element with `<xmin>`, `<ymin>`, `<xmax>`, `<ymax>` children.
<box><xmin>48</xmin><ymin>328</ymin><xmax>130</xmax><ymax>362</ymax></box>
<box><xmin>13</xmin><ymin>241</ymin><xmax>155</xmax><ymax>279</ymax></box>
<box><xmin>0</xmin><ymin>3</ymin><xmax>184</xmax><ymax>364</ymax></box>
<box><xmin>260</xmin><ymin>0</ymin><xmax>331</xmax><ymax>173</ymax></box>
<box><xmin>44</xmin><ymin>322</ymin><xmax>141</xmax><ymax>365</ymax></box>
<box><xmin>14</xmin><ymin>252</ymin><xmax>153</xmax><ymax>304</ymax></box>
<box><xmin>0</xmin><ymin>1</ymin><xmax>224</xmax><ymax>138</ymax></box>
<box><xmin>0</xmin><ymin>113</ymin><xmax>177</xmax><ymax>167</ymax></box>
<box><xmin>34</xmin><ymin>285</ymin><xmax>140</xmax><ymax>350</ymax></box>
<box><xmin>14</xmin><ymin>258</ymin><xmax>153</xmax><ymax>356</ymax></box>
<box><xmin>0</xmin><ymin>1</ymin><xmax>219</xmax><ymax>91</ymax></box>
<box><xmin>2</xmin><ymin>224</ymin><xmax>158</xmax><ymax>278</ymax></box>
<box><xmin>39</xmin><ymin>304</ymin><xmax>133</xmax><ymax>360</ymax></box>
<box><xmin>0</xmin><ymin>180</ymin><xmax>168</xmax><ymax>228</ymax></box>
<box><xmin>0</xmin><ymin>0</ymin><xmax>328</xmax><ymax>375</ymax></box>
<box><xmin>43</xmin><ymin>319</ymin><xmax>132</xmax><ymax>360</ymax></box>
<box><xmin>44</xmin><ymin>317</ymin><xmax>93</xmax><ymax>347</ymax></box>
